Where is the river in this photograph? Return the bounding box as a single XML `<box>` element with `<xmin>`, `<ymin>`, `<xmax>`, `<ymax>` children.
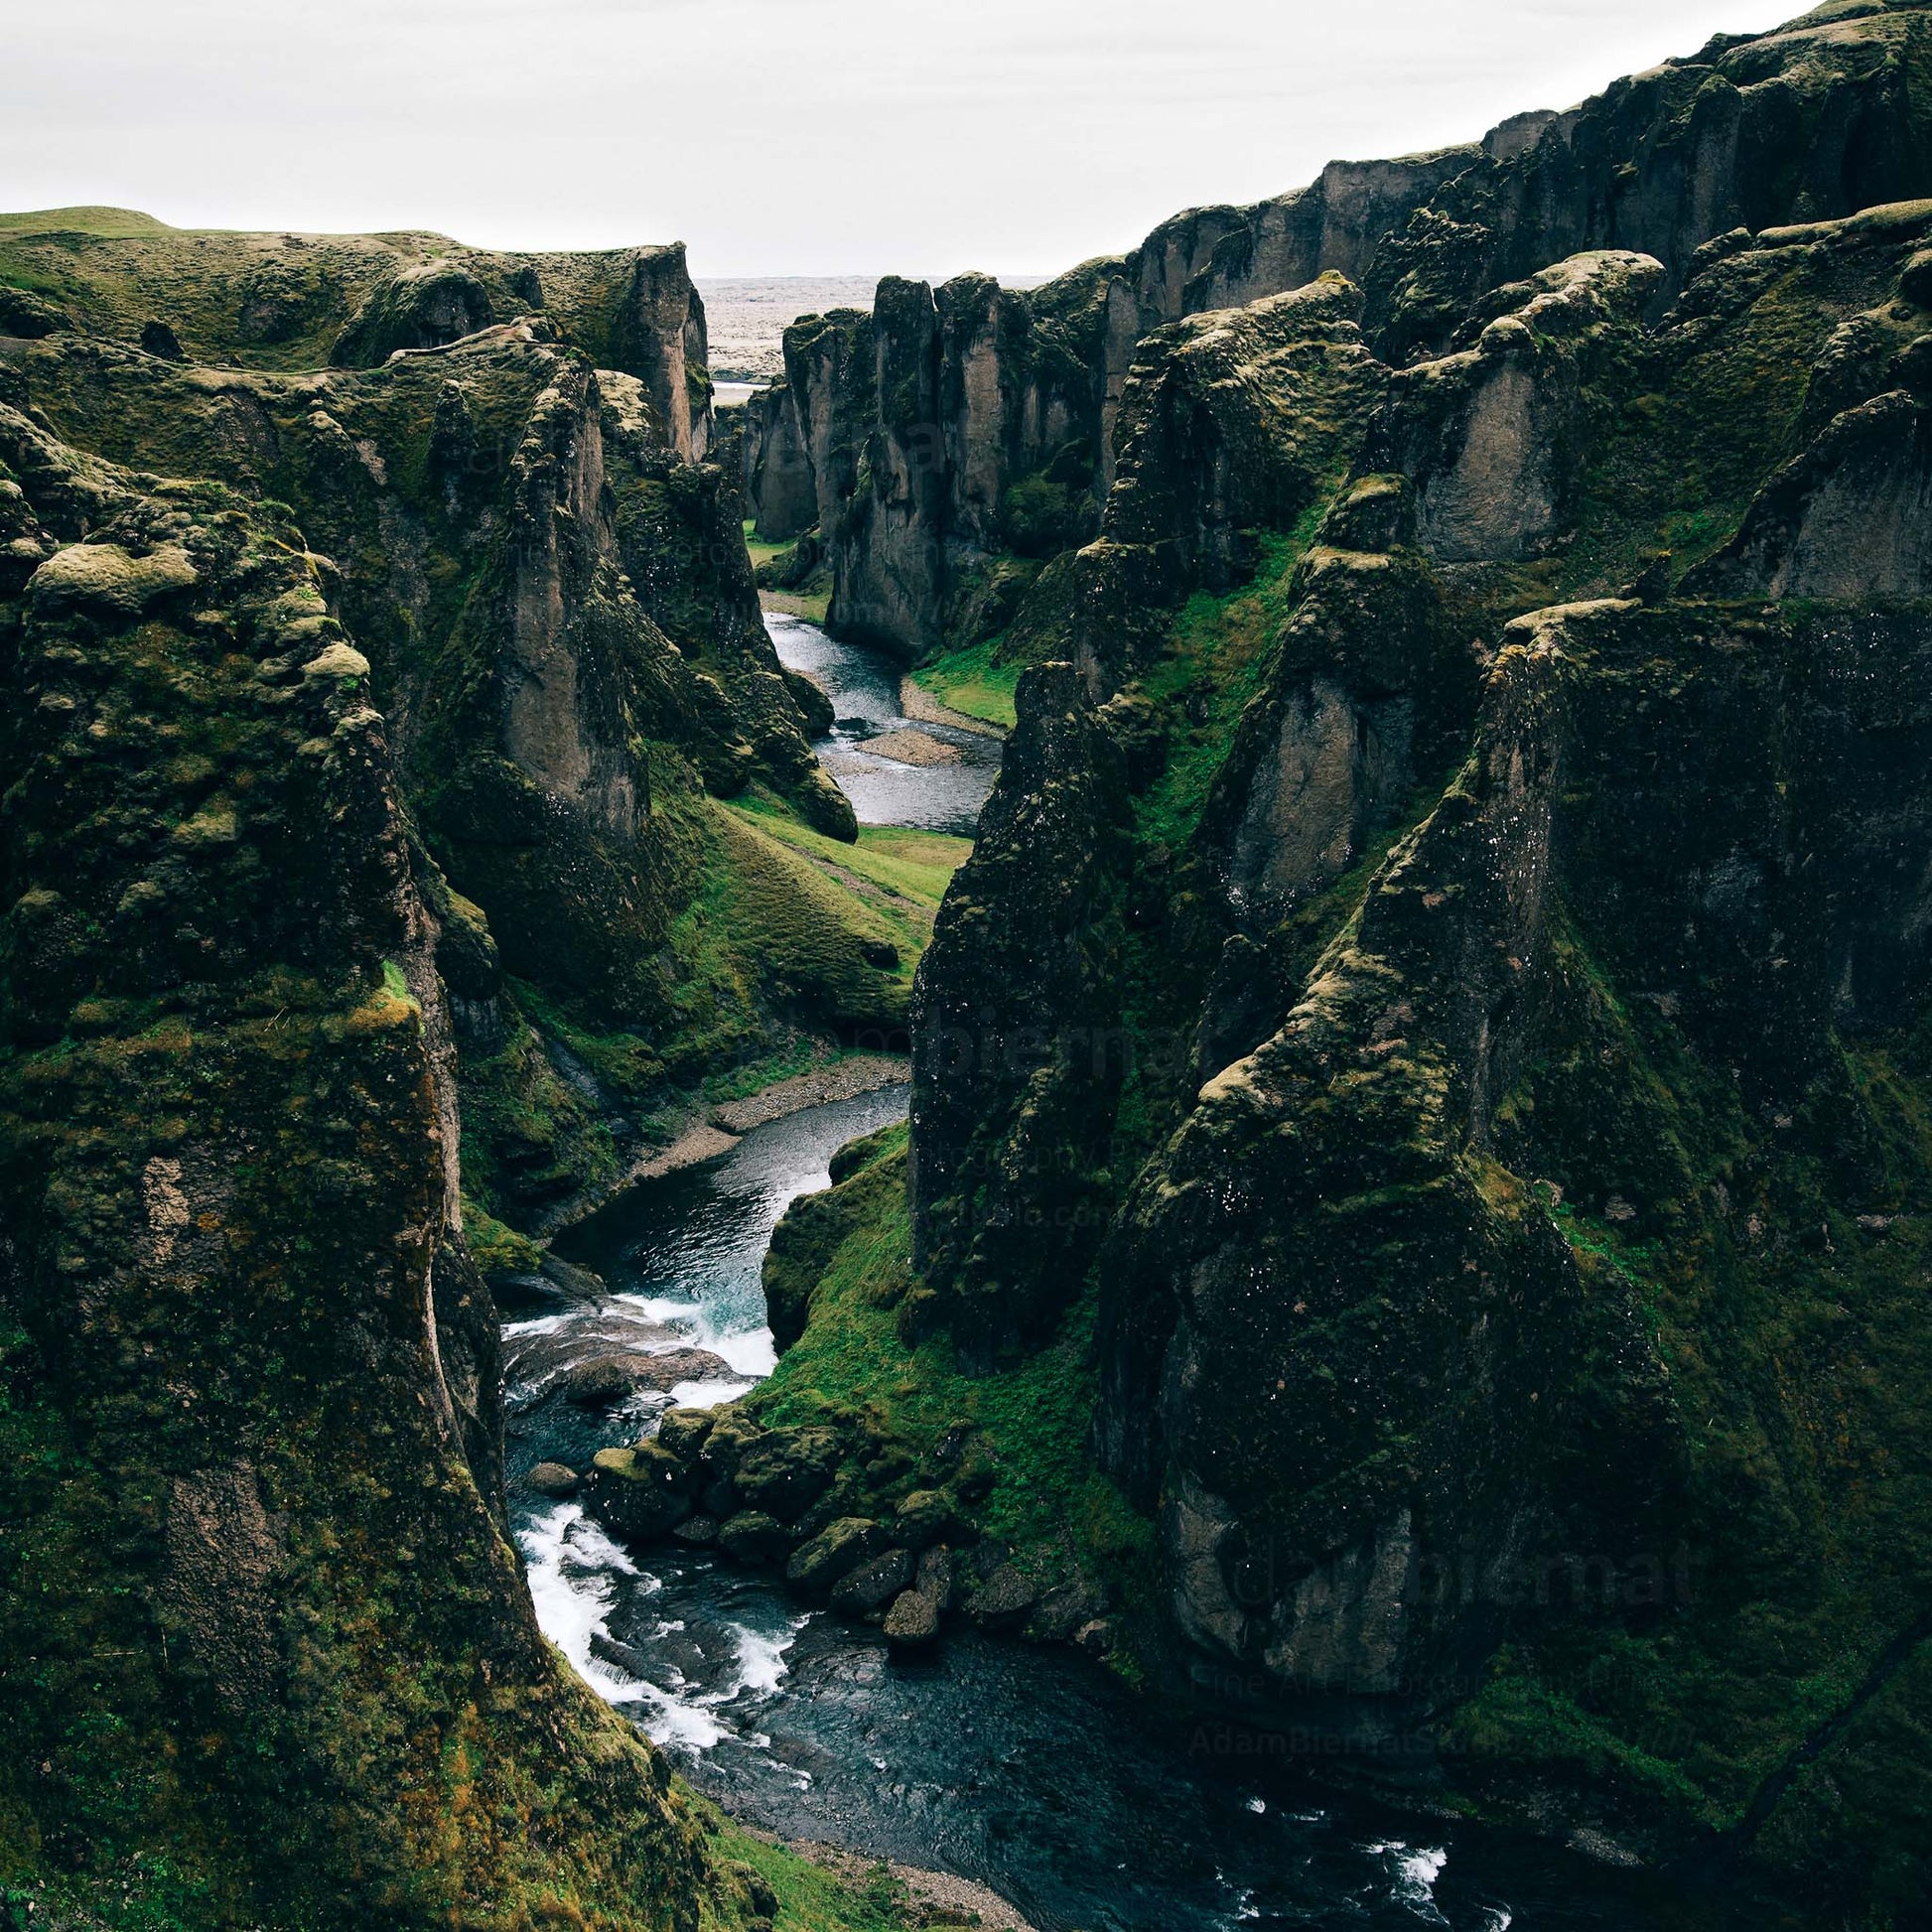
<box><xmin>499</xmin><ymin>615</ymin><xmax>1697</xmax><ymax>1932</ymax></box>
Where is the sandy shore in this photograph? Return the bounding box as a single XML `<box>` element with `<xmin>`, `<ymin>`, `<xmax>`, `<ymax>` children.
<box><xmin>898</xmin><ymin>675</ymin><xmax>1007</xmax><ymax>740</ymax></box>
<box><xmin>862</xmin><ymin>727</ymin><xmax>962</xmax><ymax>766</ymax></box>
<box><xmin>711</xmin><ymin>1051</ymin><xmax>907</xmax><ymax>1132</ymax></box>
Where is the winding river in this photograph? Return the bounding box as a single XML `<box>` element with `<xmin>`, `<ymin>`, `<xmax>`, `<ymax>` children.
<box><xmin>499</xmin><ymin>615</ymin><xmax>1695</xmax><ymax>1932</ymax></box>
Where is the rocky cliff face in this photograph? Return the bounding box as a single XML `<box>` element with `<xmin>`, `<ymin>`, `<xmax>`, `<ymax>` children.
<box><xmin>0</xmin><ymin>294</ymin><xmax>894</xmax><ymax>1240</ymax></box>
<box><xmin>0</xmin><ymin>408</ymin><xmax>748</xmax><ymax>1928</ymax></box>
<box><xmin>745</xmin><ymin>0</ymin><xmax>1932</xmax><ymax>665</ymax></box>
<box><xmin>890</xmin><ymin>38</ymin><xmax>1932</xmax><ymax>1912</ymax></box>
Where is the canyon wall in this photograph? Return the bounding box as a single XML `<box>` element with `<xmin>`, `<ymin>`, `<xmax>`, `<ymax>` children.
<box><xmin>0</xmin><ymin>405</ymin><xmax>747</xmax><ymax>1928</ymax></box>
<box><xmin>878</xmin><ymin>8</ymin><xmax>1932</xmax><ymax>1908</ymax></box>
<box><xmin>746</xmin><ymin>0</ymin><xmax>1932</xmax><ymax>660</ymax></box>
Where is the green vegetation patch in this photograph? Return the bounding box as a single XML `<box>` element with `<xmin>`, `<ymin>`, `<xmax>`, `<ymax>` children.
<box><xmin>750</xmin><ymin>1131</ymin><xmax>1160</xmax><ymax>1631</ymax></box>
<box><xmin>907</xmin><ymin>633</ymin><xmax>1020</xmax><ymax>730</ymax></box>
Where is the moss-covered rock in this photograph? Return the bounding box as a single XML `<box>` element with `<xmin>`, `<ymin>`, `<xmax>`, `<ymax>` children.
<box><xmin>0</xmin><ymin>406</ymin><xmax>727</xmax><ymax>1929</ymax></box>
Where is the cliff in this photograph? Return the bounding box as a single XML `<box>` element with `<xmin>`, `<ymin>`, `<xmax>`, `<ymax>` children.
<box><xmin>0</xmin><ymin>209</ymin><xmax>715</xmax><ymax>457</ymax></box>
<box><xmin>0</xmin><ymin>219</ymin><xmax>948</xmax><ymax>1928</ymax></box>
<box><xmin>741</xmin><ymin>14</ymin><xmax>1932</xmax><ymax>1917</ymax></box>
<box><xmin>0</xmin><ymin>278</ymin><xmax>918</xmax><ymax>1243</ymax></box>
<box><xmin>744</xmin><ymin>0</ymin><xmax>1932</xmax><ymax>665</ymax></box>
<box><xmin>0</xmin><ymin>407</ymin><xmax>741</xmax><ymax>1928</ymax></box>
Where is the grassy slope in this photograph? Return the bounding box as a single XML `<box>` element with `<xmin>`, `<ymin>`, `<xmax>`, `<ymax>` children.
<box><xmin>0</xmin><ymin>207</ymin><xmax>179</xmax><ymax>237</ymax></box>
<box><xmin>747</xmin><ymin>1128</ymin><xmax>1160</xmax><ymax>1645</ymax></box>
<box><xmin>906</xmin><ymin>635</ymin><xmax>1020</xmax><ymax>730</ymax></box>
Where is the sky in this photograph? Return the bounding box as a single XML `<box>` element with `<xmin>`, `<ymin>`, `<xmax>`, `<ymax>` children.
<box><xmin>6</xmin><ymin>0</ymin><xmax>1800</xmax><ymax>279</ymax></box>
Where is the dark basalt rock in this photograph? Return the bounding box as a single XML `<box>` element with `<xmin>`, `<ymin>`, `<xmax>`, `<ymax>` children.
<box><xmin>734</xmin><ymin>1424</ymin><xmax>843</xmax><ymax>1521</ymax></box>
<box><xmin>962</xmin><ymin>1563</ymin><xmax>1037</xmax><ymax>1632</ymax></box>
<box><xmin>583</xmin><ymin>1442</ymin><xmax>696</xmax><ymax>1542</ymax></box>
<box><xmin>561</xmin><ymin>1348</ymin><xmax>735</xmax><ymax>1405</ymax></box>
<box><xmin>657</xmin><ymin>1406</ymin><xmax>719</xmax><ymax>1460</ymax></box>
<box><xmin>718</xmin><ymin>1510</ymin><xmax>793</xmax><ymax>1565</ymax></box>
<box><xmin>829</xmin><ymin>1547</ymin><xmax>915</xmax><ymax>1616</ymax></box>
<box><xmin>883</xmin><ymin>1588</ymin><xmax>942</xmax><ymax>1647</ymax></box>
<box><xmin>785</xmin><ymin>1517</ymin><xmax>889</xmax><ymax>1595</ymax></box>
<box><xmin>527</xmin><ymin>1460</ymin><xmax>581</xmax><ymax>1498</ymax></box>
<box><xmin>746</xmin><ymin>6</ymin><xmax>1932</xmax><ymax>665</ymax></box>
<box><xmin>139</xmin><ymin>318</ymin><xmax>184</xmax><ymax>359</ymax></box>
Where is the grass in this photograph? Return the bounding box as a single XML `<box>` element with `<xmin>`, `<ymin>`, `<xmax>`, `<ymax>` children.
<box><xmin>907</xmin><ymin>634</ymin><xmax>1019</xmax><ymax>730</ymax></box>
<box><xmin>742</xmin><ymin>520</ymin><xmax>791</xmax><ymax>573</ymax></box>
<box><xmin>759</xmin><ymin>586</ymin><xmax>832</xmax><ymax>623</ymax></box>
<box><xmin>730</xmin><ymin>794</ymin><xmax>969</xmax><ymax>908</ymax></box>
<box><xmin>1135</xmin><ymin>515</ymin><xmax>1325</xmax><ymax>854</ymax></box>
<box><xmin>697</xmin><ymin>1804</ymin><xmax>925</xmax><ymax>1932</ymax></box>
<box><xmin>0</xmin><ymin>207</ymin><xmax>177</xmax><ymax>238</ymax></box>
<box><xmin>749</xmin><ymin>1133</ymin><xmax>1160</xmax><ymax>1617</ymax></box>
<box><xmin>745</xmin><ymin>521</ymin><xmax>833</xmax><ymax>623</ymax></box>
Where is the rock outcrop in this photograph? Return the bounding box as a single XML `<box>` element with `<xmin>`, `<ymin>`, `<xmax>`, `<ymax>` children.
<box><xmin>745</xmin><ymin>1</ymin><xmax>1932</xmax><ymax>663</ymax></box>
<box><xmin>879</xmin><ymin>78</ymin><xmax>1932</xmax><ymax>1920</ymax></box>
<box><xmin>0</xmin><ymin>409</ymin><xmax>735</xmax><ymax>1927</ymax></box>
<box><xmin>1</xmin><ymin>301</ymin><xmax>892</xmax><ymax>1237</ymax></box>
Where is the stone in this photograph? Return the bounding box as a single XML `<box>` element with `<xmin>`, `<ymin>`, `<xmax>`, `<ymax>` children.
<box><xmin>581</xmin><ymin>1443</ymin><xmax>693</xmax><ymax>1544</ymax></box>
<box><xmin>717</xmin><ymin>1511</ymin><xmax>792</xmax><ymax>1565</ymax></box>
<box><xmin>829</xmin><ymin>1547</ymin><xmax>915</xmax><ymax>1617</ymax></box>
<box><xmin>883</xmin><ymin>1589</ymin><xmax>941</xmax><ymax>1648</ymax></box>
<box><xmin>671</xmin><ymin>1514</ymin><xmax>720</xmax><ymax>1547</ymax></box>
<box><xmin>29</xmin><ymin>541</ymin><xmax>199</xmax><ymax>617</ymax></box>
<box><xmin>526</xmin><ymin>1461</ymin><xmax>580</xmax><ymax>1499</ymax></box>
<box><xmin>656</xmin><ymin>1407</ymin><xmax>717</xmax><ymax>1461</ymax></box>
<box><xmin>560</xmin><ymin>1349</ymin><xmax>736</xmax><ymax>1406</ymax></box>
<box><xmin>538</xmin><ymin>1254</ymin><xmax>606</xmax><ymax>1301</ymax></box>
<box><xmin>962</xmin><ymin>1562</ymin><xmax>1036</xmax><ymax>1631</ymax></box>
<box><xmin>1073</xmin><ymin>1618</ymin><xmax>1114</xmax><ymax>1657</ymax></box>
<box><xmin>892</xmin><ymin>1488</ymin><xmax>954</xmax><ymax>1550</ymax></box>
<box><xmin>734</xmin><ymin>1425</ymin><xmax>842</xmax><ymax>1521</ymax></box>
<box><xmin>784</xmin><ymin>1517</ymin><xmax>887</xmax><ymax>1595</ymax></box>
<box><xmin>914</xmin><ymin>1545</ymin><xmax>955</xmax><ymax>1612</ymax></box>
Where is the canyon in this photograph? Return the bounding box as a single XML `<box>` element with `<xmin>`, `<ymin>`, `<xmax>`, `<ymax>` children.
<box><xmin>6</xmin><ymin>1</ymin><xmax>1932</xmax><ymax>1927</ymax></box>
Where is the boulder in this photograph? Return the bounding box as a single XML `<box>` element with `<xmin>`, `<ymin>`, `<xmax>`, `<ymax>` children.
<box><xmin>785</xmin><ymin>1517</ymin><xmax>887</xmax><ymax>1595</ymax></box>
<box><xmin>699</xmin><ymin>1411</ymin><xmax>764</xmax><ymax>1477</ymax></box>
<box><xmin>883</xmin><ymin>1589</ymin><xmax>941</xmax><ymax>1649</ymax></box>
<box><xmin>539</xmin><ymin>1254</ymin><xmax>606</xmax><ymax>1301</ymax></box>
<box><xmin>962</xmin><ymin>1562</ymin><xmax>1036</xmax><ymax>1631</ymax></box>
<box><xmin>581</xmin><ymin>1443</ymin><xmax>694</xmax><ymax>1543</ymax></box>
<box><xmin>526</xmin><ymin>1461</ymin><xmax>580</xmax><ymax>1498</ymax></box>
<box><xmin>734</xmin><ymin>1425</ymin><xmax>842</xmax><ymax>1521</ymax></box>
<box><xmin>561</xmin><ymin>1348</ymin><xmax>736</xmax><ymax>1406</ymax></box>
<box><xmin>671</xmin><ymin>1514</ymin><xmax>720</xmax><ymax>1547</ymax></box>
<box><xmin>893</xmin><ymin>1488</ymin><xmax>954</xmax><ymax>1550</ymax></box>
<box><xmin>717</xmin><ymin>1510</ymin><xmax>792</xmax><ymax>1565</ymax></box>
<box><xmin>656</xmin><ymin>1407</ymin><xmax>718</xmax><ymax>1461</ymax></box>
<box><xmin>139</xmin><ymin>320</ymin><xmax>185</xmax><ymax>361</ymax></box>
<box><xmin>829</xmin><ymin>1547</ymin><xmax>914</xmax><ymax>1617</ymax></box>
<box><xmin>1073</xmin><ymin>1618</ymin><xmax>1115</xmax><ymax>1657</ymax></box>
<box><xmin>914</xmin><ymin>1545</ymin><xmax>956</xmax><ymax>1613</ymax></box>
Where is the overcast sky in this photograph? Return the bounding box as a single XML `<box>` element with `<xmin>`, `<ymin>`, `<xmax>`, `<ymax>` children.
<box><xmin>7</xmin><ymin>0</ymin><xmax>1796</xmax><ymax>278</ymax></box>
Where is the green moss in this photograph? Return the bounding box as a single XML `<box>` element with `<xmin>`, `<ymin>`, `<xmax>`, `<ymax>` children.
<box><xmin>906</xmin><ymin>634</ymin><xmax>1020</xmax><ymax>730</ymax></box>
<box><xmin>750</xmin><ymin>1136</ymin><xmax>1161</xmax><ymax>1630</ymax></box>
<box><xmin>1134</xmin><ymin>514</ymin><xmax>1329</xmax><ymax>855</ymax></box>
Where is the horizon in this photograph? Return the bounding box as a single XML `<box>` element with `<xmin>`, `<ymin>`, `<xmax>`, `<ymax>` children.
<box><xmin>6</xmin><ymin>0</ymin><xmax>1800</xmax><ymax>281</ymax></box>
